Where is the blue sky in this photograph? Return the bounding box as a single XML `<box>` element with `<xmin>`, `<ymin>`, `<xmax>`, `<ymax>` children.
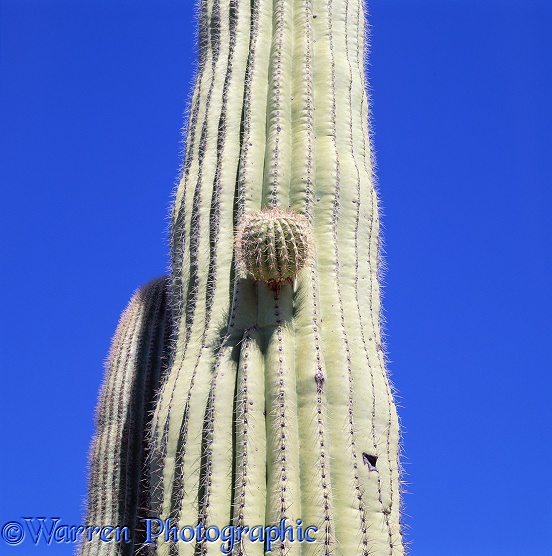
<box><xmin>1</xmin><ymin>1</ymin><xmax>551</xmax><ymax>555</ymax></box>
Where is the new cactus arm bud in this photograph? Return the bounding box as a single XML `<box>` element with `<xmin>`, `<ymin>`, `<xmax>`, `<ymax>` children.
<box><xmin>234</xmin><ymin>207</ymin><xmax>313</xmax><ymax>286</ymax></box>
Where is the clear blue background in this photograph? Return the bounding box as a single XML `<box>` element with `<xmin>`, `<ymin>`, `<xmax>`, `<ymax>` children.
<box><xmin>1</xmin><ymin>1</ymin><xmax>551</xmax><ymax>555</ymax></box>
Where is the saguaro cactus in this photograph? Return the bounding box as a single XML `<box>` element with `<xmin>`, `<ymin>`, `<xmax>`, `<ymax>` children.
<box><xmin>82</xmin><ymin>0</ymin><xmax>404</xmax><ymax>554</ymax></box>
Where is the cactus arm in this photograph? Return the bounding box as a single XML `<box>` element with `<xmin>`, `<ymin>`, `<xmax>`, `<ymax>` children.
<box><xmin>80</xmin><ymin>277</ymin><xmax>171</xmax><ymax>556</ymax></box>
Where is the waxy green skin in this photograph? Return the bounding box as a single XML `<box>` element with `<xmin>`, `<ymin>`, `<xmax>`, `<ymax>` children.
<box><xmin>82</xmin><ymin>0</ymin><xmax>405</xmax><ymax>554</ymax></box>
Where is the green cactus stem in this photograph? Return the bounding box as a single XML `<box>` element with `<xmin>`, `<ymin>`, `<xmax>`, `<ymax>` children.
<box><xmin>82</xmin><ymin>0</ymin><xmax>405</xmax><ymax>554</ymax></box>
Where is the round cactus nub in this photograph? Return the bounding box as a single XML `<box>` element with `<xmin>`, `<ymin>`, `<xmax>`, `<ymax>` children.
<box><xmin>235</xmin><ymin>207</ymin><xmax>314</xmax><ymax>286</ymax></box>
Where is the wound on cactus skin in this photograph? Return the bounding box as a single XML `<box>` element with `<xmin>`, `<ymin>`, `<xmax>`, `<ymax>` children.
<box><xmin>235</xmin><ymin>207</ymin><xmax>314</xmax><ymax>286</ymax></box>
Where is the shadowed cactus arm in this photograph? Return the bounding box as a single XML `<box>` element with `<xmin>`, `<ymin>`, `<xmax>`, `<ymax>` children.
<box><xmin>81</xmin><ymin>277</ymin><xmax>172</xmax><ymax>556</ymax></box>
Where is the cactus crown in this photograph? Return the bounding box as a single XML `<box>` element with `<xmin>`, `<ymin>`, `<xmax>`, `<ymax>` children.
<box><xmin>235</xmin><ymin>207</ymin><xmax>314</xmax><ymax>286</ymax></box>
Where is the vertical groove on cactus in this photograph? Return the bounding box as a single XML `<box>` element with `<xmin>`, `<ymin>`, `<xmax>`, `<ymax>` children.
<box><xmin>165</xmin><ymin>404</ymin><xmax>188</xmax><ymax>556</ymax></box>
<box><xmin>290</xmin><ymin>0</ymin><xmax>314</xmax><ymax>214</ymax></box>
<box><xmin>232</xmin><ymin>328</ymin><xmax>266</xmax><ymax>555</ymax></box>
<box><xmin>263</xmin><ymin>288</ymin><xmax>300</xmax><ymax>555</ymax></box>
<box><xmin>194</xmin><ymin>0</ymin><xmax>244</xmax><ymax>543</ymax></box>
<box><xmin>238</xmin><ymin>0</ymin><xmax>270</xmax><ymax>216</ymax></box>
<box><xmin>81</xmin><ymin>277</ymin><xmax>171</xmax><ymax>556</ymax></box>
<box><xmin>170</xmin><ymin>0</ymin><xmax>211</xmax><ymax>323</ymax></box>
<box><xmin>83</xmin><ymin>0</ymin><xmax>405</xmax><ymax>555</ymax></box>
<box><xmin>264</xmin><ymin>0</ymin><xmax>292</xmax><ymax>208</ymax></box>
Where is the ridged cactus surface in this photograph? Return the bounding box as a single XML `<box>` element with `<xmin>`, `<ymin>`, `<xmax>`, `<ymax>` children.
<box><xmin>82</xmin><ymin>0</ymin><xmax>404</xmax><ymax>554</ymax></box>
<box><xmin>82</xmin><ymin>277</ymin><xmax>171</xmax><ymax>556</ymax></box>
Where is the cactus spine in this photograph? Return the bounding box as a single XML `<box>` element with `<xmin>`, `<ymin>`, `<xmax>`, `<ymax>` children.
<box><xmin>82</xmin><ymin>0</ymin><xmax>404</xmax><ymax>554</ymax></box>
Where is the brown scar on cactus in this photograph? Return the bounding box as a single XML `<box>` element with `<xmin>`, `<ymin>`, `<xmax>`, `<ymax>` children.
<box><xmin>234</xmin><ymin>207</ymin><xmax>314</xmax><ymax>288</ymax></box>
